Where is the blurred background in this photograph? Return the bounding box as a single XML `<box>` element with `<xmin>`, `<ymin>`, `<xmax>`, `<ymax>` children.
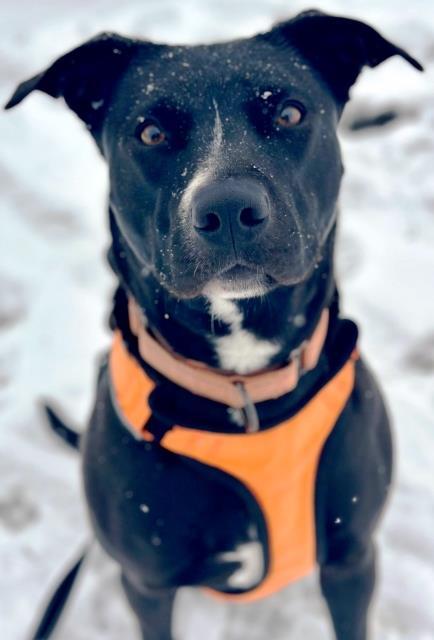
<box><xmin>0</xmin><ymin>1</ymin><xmax>433</xmax><ymax>638</ymax></box>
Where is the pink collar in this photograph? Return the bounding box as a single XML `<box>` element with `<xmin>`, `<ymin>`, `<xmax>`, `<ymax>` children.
<box><xmin>128</xmin><ymin>297</ymin><xmax>329</xmax><ymax>430</ymax></box>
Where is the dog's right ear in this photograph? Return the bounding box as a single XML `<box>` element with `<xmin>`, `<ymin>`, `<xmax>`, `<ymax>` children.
<box><xmin>4</xmin><ymin>32</ymin><xmax>139</xmax><ymax>135</ymax></box>
<box><xmin>262</xmin><ymin>10</ymin><xmax>423</xmax><ymax>106</ymax></box>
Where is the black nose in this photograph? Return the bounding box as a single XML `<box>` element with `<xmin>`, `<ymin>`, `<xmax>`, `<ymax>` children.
<box><xmin>191</xmin><ymin>178</ymin><xmax>270</xmax><ymax>243</ymax></box>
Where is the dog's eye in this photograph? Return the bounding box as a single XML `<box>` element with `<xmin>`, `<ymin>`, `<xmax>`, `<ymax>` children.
<box><xmin>140</xmin><ymin>123</ymin><xmax>166</xmax><ymax>146</ymax></box>
<box><xmin>275</xmin><ymin>103</ymin><xmax>304</xmax><ymax>128</ymax></box>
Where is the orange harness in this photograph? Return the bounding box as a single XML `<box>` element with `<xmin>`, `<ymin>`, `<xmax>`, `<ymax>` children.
<box><xmin>110</xmin><ymin>329</ymin><xmax>357</xmax><ymax>602</ymax></box>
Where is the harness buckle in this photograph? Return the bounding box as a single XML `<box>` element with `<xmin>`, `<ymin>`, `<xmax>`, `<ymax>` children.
<box><xmin>233</xmin><ymin>381</ymin><xmax>260</xmax><ymax>433</ymax></box>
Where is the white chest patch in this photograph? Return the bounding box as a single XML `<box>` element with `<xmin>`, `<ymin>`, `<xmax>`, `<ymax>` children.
<box><xmin>208</xmin><ymin>297</ymin><xmax>280</xmax><ymax>374</ymax></box>
<box><xmin>217</xmin><ymin>541</ymin><xmax>265</xmax><ymax>590</ymax></box>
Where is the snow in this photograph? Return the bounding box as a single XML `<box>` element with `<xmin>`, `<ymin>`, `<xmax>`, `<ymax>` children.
<box><xmin>1</xmin><ymin>1</ymin><xmax>433</xmax><ymax>639</ymax></box>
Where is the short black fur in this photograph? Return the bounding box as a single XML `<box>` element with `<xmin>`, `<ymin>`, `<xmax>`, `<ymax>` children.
<box><xmin>6</xmin><ymin>9</ymin><xmax>422</xmax><ymax>640</ymax></box>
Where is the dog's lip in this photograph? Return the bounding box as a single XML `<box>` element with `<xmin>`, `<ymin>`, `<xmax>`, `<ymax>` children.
<box><xmin>219</xmin><ymin>264</ymin><xmax>262</xmax><ymax>279</ymax></box>
<box><xmin>202</xmin><ymin>264</ymin><xmax>277</xmax><ymax>299</ymax></box>
<box><xmin>216</xmin><ymin>263</ymin><xmax>277</xmax><ymax>287</ymax></box>
<box><xmin>214</xmin><ymin>263</ymin><xmax>277</xmax><ymax>291</ymax></box>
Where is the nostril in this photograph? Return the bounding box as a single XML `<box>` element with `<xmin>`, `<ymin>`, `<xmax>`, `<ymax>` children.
<box><xmin>240</xmin><ymin>207</ymin><xmax>268</xmax><ymax>228</ymax></box>
<box><xmin>195</xmin><ymin>211</ymin><xmax>221</xmax><ymax>233</ymax></box>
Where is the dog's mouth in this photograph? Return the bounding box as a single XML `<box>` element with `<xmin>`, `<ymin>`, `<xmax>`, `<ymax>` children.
<box><xmin>160</xmin><ymin>216</ymin><xmax>329</xmax><ymax>299</ymax></box>
<box><xmin>161</xmin><ymin>238</ymin><xmax>322</xmax><ymax>298</ymax></box>
<box><xmin>202</xmin><ymin>263</ymin><xmax>277</xmax><ymax>299</ymax></box>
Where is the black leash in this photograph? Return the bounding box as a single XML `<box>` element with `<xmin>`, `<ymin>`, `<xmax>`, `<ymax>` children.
<box><xmin>29</xmin><ymin>545</ymin><xmax>90</xmax><ymax>640</ymax></box>
<box><xmin>29</xmin><ymin>405</ymin><xmax>90</xmax><ymax>639</ymax></box>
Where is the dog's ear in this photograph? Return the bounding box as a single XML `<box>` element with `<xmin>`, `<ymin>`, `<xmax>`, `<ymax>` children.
<box><xmin>262</xmin><ymin>10</ymin><xmax>423</xmax><ymax>104</ymax></box>
<box><xmin>4</xmin><ymin>32</ymin><xmax>139</xmax><ymax>133</ymax></box>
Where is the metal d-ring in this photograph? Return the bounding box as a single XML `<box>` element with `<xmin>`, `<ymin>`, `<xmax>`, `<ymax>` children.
<box><xmin>233</xmin><ymin>381</ymin><xmax>260</xmax><ymax>433</ymax></box>
<box><xmin>289</xmin><ymin>344</ymin><xmax>306</xmax><ymax>378</ymax></box>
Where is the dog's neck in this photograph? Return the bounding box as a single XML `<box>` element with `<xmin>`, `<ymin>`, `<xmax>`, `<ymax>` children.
<box><xmin>109</xmin><ymin>221</ymin><xmax>336</xmax><ymax>374</ymax></box>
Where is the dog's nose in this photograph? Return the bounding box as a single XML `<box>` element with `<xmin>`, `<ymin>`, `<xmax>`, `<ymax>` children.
<box><xmin>192</xmin><ymin>178</ymin><xmax>270</xmax><ymax>243</ymax></box>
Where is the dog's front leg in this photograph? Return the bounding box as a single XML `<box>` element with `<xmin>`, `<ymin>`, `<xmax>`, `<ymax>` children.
<box><xmin>320</xmin><ymin>542</ymin><xmax>376</xmax><ymax>640</ymax></box>
<box><xmin>121</xmin><ymin>572</ymin><xmax>177</xmax><ymax>640</ymax></box>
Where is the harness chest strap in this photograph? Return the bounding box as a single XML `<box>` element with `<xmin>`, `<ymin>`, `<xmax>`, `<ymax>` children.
<box><xmin>162</xmin><ymin>358</ymin><xmax>356</xmax><ymax>602</ymax></box>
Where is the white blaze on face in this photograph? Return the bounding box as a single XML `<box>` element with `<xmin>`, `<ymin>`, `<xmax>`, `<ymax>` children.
<box><xmin>210</xmin><ymin>98</ymin><xmax>223</xmax><ymax>158</ymax></box>
<box><xmin>208</xmin><ymin>296</ymin><xmax>280</xmax><ymax>374</ymax></box>
<box><xmin>179</xmin><ymin>99</ymin><xmax>224</xmax><ymax>220</ymax></box>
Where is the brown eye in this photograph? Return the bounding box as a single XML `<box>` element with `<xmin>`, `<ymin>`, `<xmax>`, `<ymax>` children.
<box><xmin>275</xmin><ymin>103</ymin><xmax>304</xmax><ymax>128</ymax></box>
<box><xmin>140</xmin><ymin>123</ymin><xmax>166</xmax><ymax>146</ymax></box>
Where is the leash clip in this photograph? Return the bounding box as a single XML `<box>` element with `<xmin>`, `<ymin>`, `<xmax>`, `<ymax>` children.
<box><xmin>233</xmin><ymin>382</ymin><xmax>260</xmax><ymax>433</ymax></box>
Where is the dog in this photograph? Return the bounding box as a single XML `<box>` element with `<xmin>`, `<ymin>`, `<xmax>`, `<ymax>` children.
<box><xmin>6</xmin><ymin>9</ymin><xmax>423</xmax><ymax>640</ymax></box>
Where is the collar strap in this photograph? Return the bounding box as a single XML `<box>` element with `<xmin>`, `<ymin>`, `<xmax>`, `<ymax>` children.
<box><xmin>127</xmin><ymin>297</ymin><xmax>329</xmax><ymax>416</ymax></box>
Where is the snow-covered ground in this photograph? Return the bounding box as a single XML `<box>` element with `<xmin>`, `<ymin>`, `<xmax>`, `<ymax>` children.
<box><xmin>1</xmin><ymin>1</ymin><xmax>433</xmax><ymax>639</ymax></box>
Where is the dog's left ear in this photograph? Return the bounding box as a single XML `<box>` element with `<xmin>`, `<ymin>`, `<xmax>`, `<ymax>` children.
<box><xmin>262</xmin><ymin>10</ymin><xmax>423</xmax><ymax>104</ymax></box>
<box><xmin>4</xmin><ymin>32</ymin><xmax>139</xmax><ymax>134</ymax></box>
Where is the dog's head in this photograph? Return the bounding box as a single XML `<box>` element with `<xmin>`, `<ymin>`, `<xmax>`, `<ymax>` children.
<box><xmin>6</xmin><ymin>10</ymin><xmax>422</xmax><ymax>300</ymax></box>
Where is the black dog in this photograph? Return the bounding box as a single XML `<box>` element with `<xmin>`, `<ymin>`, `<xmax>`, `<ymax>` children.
<box><xmin>6</xmin><ymin>10</ymin><xmax>422</xmax><ymax>640</ymax></box>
